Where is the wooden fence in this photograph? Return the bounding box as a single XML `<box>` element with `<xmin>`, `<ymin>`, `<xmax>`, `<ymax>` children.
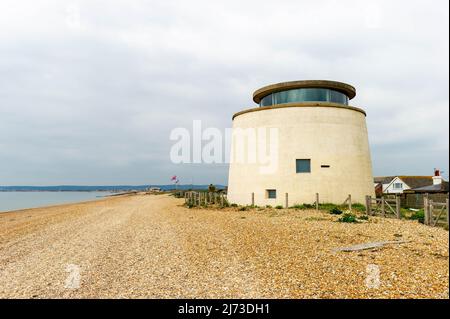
<box><xmin>246</xmin><ymin>192</ymin><xmax>356</xmax><ymax>211</ymax></box>
<box><xmin>365</xmin><ymin>195</ymin><xmax>401</xmax><ymax>219</ymax></box>
<box><xmin>182</xmin><ymin>191</ymin><xmax>449</xmax><ymax>228</ymax></box>
<box><xmin>424</xmin><ymin>195</ymin><xmax>449</xmax><ymax>227</ymax></box>
<box><xmin>184</xmin><ymin>191</ymin><xmax>228</xmax><ymax>207</ymax></box>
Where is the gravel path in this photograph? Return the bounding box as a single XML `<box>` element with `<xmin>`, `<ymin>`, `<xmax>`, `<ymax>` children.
<box><xmin>0</xmin><ymin>194</ymin><xmax>448</xmax><ymax>298</ymax></box>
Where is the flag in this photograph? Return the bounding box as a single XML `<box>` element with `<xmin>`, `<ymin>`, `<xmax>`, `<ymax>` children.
<box><xmin>171</xmin><ymin>175</ymin><xmax>177</xmax><ymax>181</ymax></box>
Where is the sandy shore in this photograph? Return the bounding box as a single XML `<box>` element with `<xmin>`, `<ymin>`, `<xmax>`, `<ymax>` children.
<box><xmin>0</xmin><ymin>194</ymin><xmax>448</xmax><ymax>298</ymax></box>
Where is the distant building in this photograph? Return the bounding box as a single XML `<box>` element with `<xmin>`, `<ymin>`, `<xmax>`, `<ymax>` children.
<box><xmin>400</xmin><ymin>170</ymin><xmax>449</xmax><ymax>208</ymax></box>
<box><xmin>147</xmin><ymin>187</ymin><xmax>162</xmax><ymax>192</ymax></box>
<box><xmin>374</xmin><ymin>170</ymin><xmax>447</xmax><ymax>196</ymax></box>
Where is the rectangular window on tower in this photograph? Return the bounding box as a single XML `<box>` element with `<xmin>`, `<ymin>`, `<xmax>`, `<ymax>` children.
<box><xmin>266</xmin><ymin>189</ymin><xmax>277</xmax><ymax>199</ymax></box>
<box><xmin>296</xmin><ymin>159</ymin><xmax>311</xmax><ymax>173</ymax></box>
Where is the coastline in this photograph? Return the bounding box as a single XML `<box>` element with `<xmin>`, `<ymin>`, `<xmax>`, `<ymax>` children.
<box><xmin>0</xmin><ymin>194</ymin><xmax>448</xmax><ymax>298</ymax></box>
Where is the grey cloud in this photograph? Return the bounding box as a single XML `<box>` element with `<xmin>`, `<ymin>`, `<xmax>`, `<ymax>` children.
<box><xmin>0</xmin><ymin>0</ymin><xmax>448</xmax><ymax>185</ymax></box>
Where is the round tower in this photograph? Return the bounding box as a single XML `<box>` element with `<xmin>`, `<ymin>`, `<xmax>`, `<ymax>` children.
<box><xmin>227</xmin><ymin>80</ymin><xmax>375</xmax><ymax>206</ymax></box>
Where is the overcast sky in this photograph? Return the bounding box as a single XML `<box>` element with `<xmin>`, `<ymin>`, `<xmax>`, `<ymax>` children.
<box><xmin>0</xmin><ymin>0</ymin><xmax>448</xmax><ymax>185</ymax></box>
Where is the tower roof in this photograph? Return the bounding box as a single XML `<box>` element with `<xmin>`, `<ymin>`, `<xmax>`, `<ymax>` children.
<box><xmin>253</xmin><ymin>80</ymin><xmax>356</xmax><ymax>104</ymax></box>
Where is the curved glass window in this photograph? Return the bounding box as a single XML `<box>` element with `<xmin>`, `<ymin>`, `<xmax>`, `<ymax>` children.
<box><xmin>259</xmin><ymin>88</ymin><xmax>348</xmax><ymax>106</ymax></box>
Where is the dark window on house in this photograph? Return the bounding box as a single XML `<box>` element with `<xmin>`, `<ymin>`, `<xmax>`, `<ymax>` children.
<box><xmin>393</xmin><ymin>183</ymin><xmax>403</xmax><ymax>189</ymax></box>
<box><xmin>266</xmin><ymin>189</ymin><xmax>277</xmax><ymax>199</ymax></box>
<box><xmin>296</xmin><ymin>159</ymin><xmax>311</xmax><ymax>173</ymax></box>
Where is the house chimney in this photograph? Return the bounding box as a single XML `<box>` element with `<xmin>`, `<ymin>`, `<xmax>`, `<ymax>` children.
<box><xmin>433</xmin><ymin>168</ymin><xmax>443</xmax><ymax>185</ymax></box>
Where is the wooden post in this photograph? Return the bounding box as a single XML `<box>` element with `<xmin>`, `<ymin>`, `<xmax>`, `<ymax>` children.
<box><xmin>220</xmin><ymin>194</ymin><xmax>224</xmax><ymax>207</ymax></box>
<box><xmin>446</xmin><ymin>198</ymin><xmax>449</xmax><ymax>228</ymax></box>
<box><xmin>381</xmin><ymin>196</ymin><xmax>385</xmax><ymax>216</ymax></box>
<box><xmin>429</xmin><ymin>200</ymin><xmax>434</xmax><ymax>226</ymax></box>
<box><xmin>285</xmin><ymin>193</ymin><xmax>288</xmax><ymax>208</ymax></box>
<box><xmin>423</xmin><ymin>195</ymin><xmax>428</xmax><ymax>225</ymax></box>
<box><xmin>348</xmin><ymin>194</ymin><xmax>352</xmax><ymax>211</ymax></box>
<box><xmin>395</xmin><ymin>195</ymin><xmax>401</xmax><ymax>219</ymax></box>
<box><xmin>365</xmin><ymin>195</ymin><xmax>371</xmax><ymax>215</ymax></box>
<box><xmin>315</xmin><ymin>193</ymin><xmax>319</xmax><ymax>211</ymax></box>
<box><xmin>251</xmin><ymin>192</ymin><xmax>255</xmax><ymax>206</ymax></box>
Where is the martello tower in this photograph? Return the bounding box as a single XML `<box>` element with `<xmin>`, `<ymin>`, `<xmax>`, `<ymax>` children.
<box><xmin>227</xmin><ymin>80</ymin><xmax>375</xmax><ymax>206</ymax></box>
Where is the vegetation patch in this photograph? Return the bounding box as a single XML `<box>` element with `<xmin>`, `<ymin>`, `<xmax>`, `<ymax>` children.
<box><xmin>290</xmin><ymin>203</ymin><xmax>315</xmax><ymax>210</ymax></box>
<box><xmin>408</xmin><ymin>209</ymin><xmax>425</xmax><ymax>224</ymax></box>
<box><xmin>330</xmin><ymin>207</ymin><xmax>343</xmax><ymax>215</ymax></box>
<box><xmin>275</xmin><ymin>205</ymin><xmax>283</xmax><ymax>209</ymax></box>
<box><xmin>338</xmin><ymin>213</ymin><xmax>359</xmax><ymax>223</ymax></box>
<box><xmin>318</xmin><ymin>203</ymin><xmax>338</xmax><ymax>211</ymax></box>
<box><xmin>351</xmin><ymin>203</ymin><xmax>366</xmax><ymax>212</ymax></box>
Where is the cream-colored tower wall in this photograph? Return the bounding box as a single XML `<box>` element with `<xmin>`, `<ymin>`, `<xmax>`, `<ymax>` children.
<box><xmin>227</xmin><ymin>104</ymin><xmax>375</xmax><ymax>206</ymax></box>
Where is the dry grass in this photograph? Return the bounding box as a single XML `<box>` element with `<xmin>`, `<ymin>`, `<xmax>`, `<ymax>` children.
<box><xmin>0</xmin><ymin>194</ymin><xmax>448</xmax><ymax>298</ymax></box>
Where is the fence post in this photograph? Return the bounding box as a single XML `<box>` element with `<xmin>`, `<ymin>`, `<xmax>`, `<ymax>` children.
<box><xmin>395</xmin><ymin>195</ymin><xmax>401</xmax><ymax>219</ymax></box>
<box><xmin>446</xmin><ymin>198</ymin><xmax>449</xmax><ymax>228</ymax></box>
<box><xmin>348</xmin><ymin>194</ymin><xmax>352</xmax><ymax>211</ymax></box>
<box><xmin>429</xmin><ymin>200</ymin><xmax>434</xmax><ymax>226</ymax></box>
<box><xmin>315</xmin><ymin>193</ymin><xmax>319</xmax><ymax>211</ymax></box>
<box><xmin>285</xmin><ymin>193</ymin><xmax>288</xmax><ymax>208</ymax></box>
<box><xmin>423</xmin><ymin>194</ymin><xmax>429</xmax><ymax>225</ymax></box>
<box><xmin>220</xmin><ymin>194</ymin><xmax>224</xmax><ymax>207</ymax></box>
<box><xmin>365</xmin><ymin>195</ymin><xmax>371</xmax><ymax>215</ymax></box>
<box><xmin>381</xmin><ymin>196</ymin><xmax>385</xmax><ymax>216</ymax></box>
<box><xmin>251</xmin><ymin>192</ymin><xmax>255</xmax><ymax>206</ymax></box>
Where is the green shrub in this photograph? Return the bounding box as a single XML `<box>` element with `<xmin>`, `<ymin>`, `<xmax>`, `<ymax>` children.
<box><xmin>230</xmin><ymin>203</ymin><xmax>238</xmax><ymax>207</ymax></box>
<box><xmin>330</xmin><ymin>207</ymin><xmax>343</xmax><ymax>215</ymax></box>
<box><xmin>265</xmin><ymin>205</ymin><xmax>272</xmax><ymax>208</ymax></box>
<box><xmin>338</xmin><ymin>213</ymin><xmax>358</xmax><ymax>223</ymax></box>
<box><xmin>275</xmin><ymin>205</ymin><xmax>283</xmax><ymax>209</ymax></box>
<box><xmin>302</xmin><ymin>203</ymin><xmax>315</xmax><ymax>209</ymax></box>
<box><xmin>318</xmin><ymin>203</ymin><xmax>337</xmax><ymax>211</ymax></box>
<box><xmin>358</xmin><ymin>214</ymin><xmax>369</xmax><ymax>221</ymax></box>
<box><xmin>238</xmin><ymin>206</ymin><xmax>248</xmax><ymax>211</ymax></box>
<box><xmin>409</xmin><ymin>209</ymin><xmax>425</xmax><ymax>224</ymax></box>
<box><xmin>290</xmin><ymin>204</ymin><xmax>304</xmax><ymax>209</ymax></box>
<box><xmin>352</xmin><ymin>203</ymin><xmax>366</xmax><ymax>212</ymax></box>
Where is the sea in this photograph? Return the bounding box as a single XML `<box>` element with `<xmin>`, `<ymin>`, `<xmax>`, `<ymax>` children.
<box><xmin>0</xmin><ymin>191</ymin><xmax>112</xmax><ymax>213</ymax></box>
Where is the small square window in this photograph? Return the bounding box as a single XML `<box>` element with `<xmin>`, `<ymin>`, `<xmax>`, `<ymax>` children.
<box><xmin>266</xmin><ymin>189</ymin><xmax>277</xmax><ymax>199</ymax></box>
<box><xmin>393</xmin><ymin>183</ymin><xmax>403</xmax><ymax>189</ymax></box>
<box><xmin>296</xmin><ymin>159</ymin><xmax>311</xmax><ymax>173</ymax></box>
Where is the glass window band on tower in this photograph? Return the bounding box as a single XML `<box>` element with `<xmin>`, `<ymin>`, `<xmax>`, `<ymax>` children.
<box><xmin>259</xmin><ymin>88</ymin><xmax>349</xmax><ymax>107</ymax></box>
